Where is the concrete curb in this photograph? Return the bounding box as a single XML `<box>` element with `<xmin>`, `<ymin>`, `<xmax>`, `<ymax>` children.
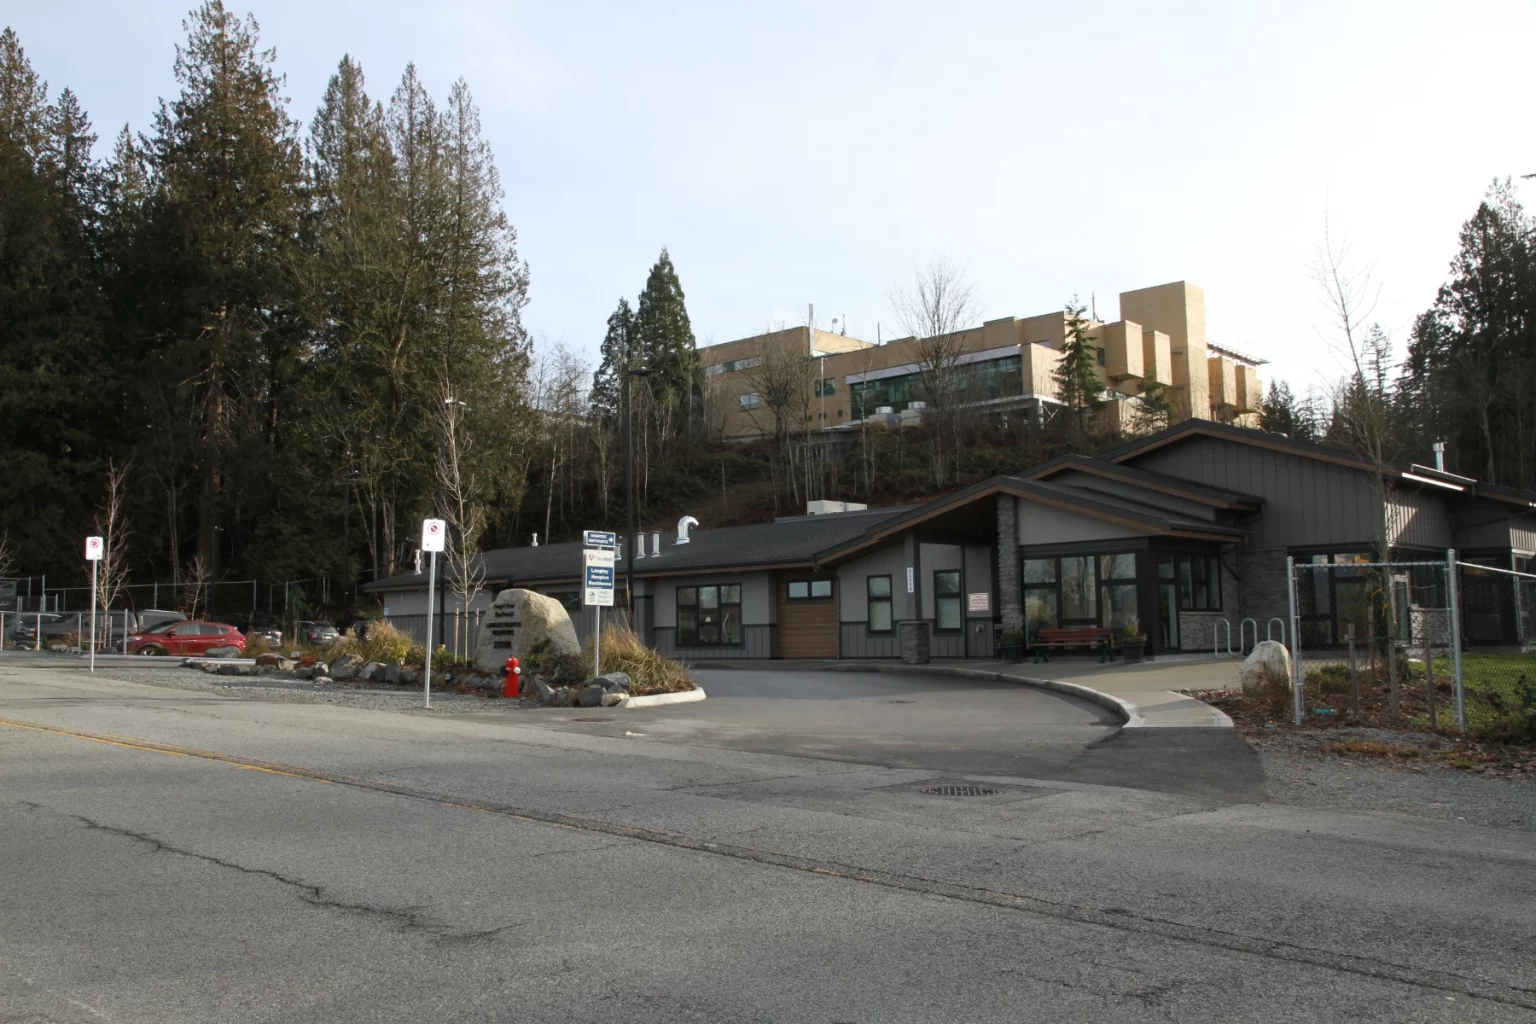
<box><xmin>825</xmin><ymin>662</ymin><xmax>1144</xmax><ymax>727</ymax></box>
<box><xmin>617</xmin><ymin>687</ymin><xmax>707</xmax><ymax>709</ymax></box>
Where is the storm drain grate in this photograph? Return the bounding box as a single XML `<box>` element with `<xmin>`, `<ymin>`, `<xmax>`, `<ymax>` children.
<box><xmin>921</xmin><ymin>784</ymin><xmax>1001</xmax><ymax>798</ymax></box>
<box><xmin>569</xmin><ymin>717</ymin><xmax>612</xmax><ymax>723</ymax></box>
<box><xmin>883</xmin><ymin>699</ymin><xmax>916</xmax><ymax>704</ymax></box>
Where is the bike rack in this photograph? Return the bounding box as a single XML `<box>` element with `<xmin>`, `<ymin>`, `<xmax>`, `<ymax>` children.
<box><xmin>1267</xmin><ymin>617</ymin><xmax>1286</xmax><ymax>646</ymax></box>
<box><xmin>1213</xmin><ymin>618</ymin><xmax>1235</xmax><ymax>658</ymax></box>
<box><xmin>1239</xmin><ymin>618</ymin><xmax>1258</xmax><ymax>655</ymax></box>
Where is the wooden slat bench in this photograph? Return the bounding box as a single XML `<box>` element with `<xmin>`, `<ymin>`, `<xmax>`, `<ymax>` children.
<box><xmin>1031</xmin><ymin>626</ymin><xmax>1117</xmax><ymax>664</ymax></box>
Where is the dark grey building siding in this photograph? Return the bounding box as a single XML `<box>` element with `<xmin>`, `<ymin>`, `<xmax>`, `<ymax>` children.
<box><xmin>841</xmin><ymin>623</ymin><xmax>901</xmax><ymax>658</ymax></box>
<box><xmin>1132</xmin><ymin>436</ymin><xmax>1379</xmax><ymax>550</ymax></box>
<box><xmin>654</xmin><ymin>624</ymin><xmax>774</xmax><ymax>660</ymax></box>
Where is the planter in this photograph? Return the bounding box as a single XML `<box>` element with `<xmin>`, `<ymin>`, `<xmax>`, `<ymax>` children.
<box><xmin>1119</xmin><ymin>639</ymin><xmax>1147</xmax><ymax>664</ymax></box>
<box><xmin>999</xmin><ymin>644</ymin><xmax>1025</xmax><ymax>665</ymax></box>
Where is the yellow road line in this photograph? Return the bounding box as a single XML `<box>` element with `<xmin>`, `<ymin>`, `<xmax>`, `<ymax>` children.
<box><xmin>0</xmin><ymin>717</ymin><xmax>332</xmax><ymax>782</ymax></box>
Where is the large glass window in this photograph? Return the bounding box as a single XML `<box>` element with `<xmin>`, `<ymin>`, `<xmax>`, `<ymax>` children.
<box><xmin>1060</xmin><ymin>556</ymin><xmax>1097</xmax><ymax>620</ymax></box>
<box><xmin>677</xmin><ymin>584</ymin><xmax>742</xmax><ymax>646</ymax></box>
<box><xmin>867</xmin><ymin>576</ymin><xmax>893</xmax><ymax>633</ymax></box>
<box><xmin>1023</xmin><ymin>558</ymin><xmax>1057</xmax><ymax>640</ymax></box>
<box><xmin>934</xmin><ymin>571</ymin><xmax>962</xmax><ymax>631</ymax></box>
<box><xmin>739</xmin><ymin>393</ymin><xmax>760</xmax><ymax>410</ymax></box>
<box><xmin>849</xmin><ymin>355</ymin><xmax>1023</xmax><ymax>419</ymax></box>
<box><xmin>1164</xmin><ymin>553</ymin><xmax>1222</xmax><ymax>611</ymax></box>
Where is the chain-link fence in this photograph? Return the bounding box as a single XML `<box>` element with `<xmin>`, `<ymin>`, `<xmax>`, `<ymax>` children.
<box><xmin>1284</xmin><ymin>553</ymin><xmax>1536</xmax><ymax>741</ymax></box>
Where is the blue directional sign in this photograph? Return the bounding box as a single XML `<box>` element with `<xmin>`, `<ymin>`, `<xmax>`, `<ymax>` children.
<box><xmin>583</xmin><ymin>529</ymin><xmax>617</xmax><ymax>549</ymax></box>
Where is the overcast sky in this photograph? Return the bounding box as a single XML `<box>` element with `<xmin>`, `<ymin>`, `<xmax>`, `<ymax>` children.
<box><xmin>10</xmin><ymin>0</ymin><xmax>1535</xmax><ymax>394</ymax></box>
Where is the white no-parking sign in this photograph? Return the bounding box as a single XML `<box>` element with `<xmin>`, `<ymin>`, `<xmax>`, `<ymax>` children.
<box><xmin>422</xmin><ymin>518</ymin><xmax>446</xmax><ymax>553</ymax></box>
<box><xmin>85</xmin><ymin>536</ymin><xmax>103</xmax><ymax>561</ymax></box>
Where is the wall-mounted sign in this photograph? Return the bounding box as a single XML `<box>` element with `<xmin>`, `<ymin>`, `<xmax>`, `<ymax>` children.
<box><xmin>906</xmin><ymin>566</ymin><xmax>914</xmax><ymax>593</ymax></box>
<box><xmin>967</xmin><ymin>592</ymin><xmax>990</xmax><ymax>612</ymax></box>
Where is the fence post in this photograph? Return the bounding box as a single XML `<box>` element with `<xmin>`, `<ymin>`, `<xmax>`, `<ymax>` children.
<box><xmin>1286</xmin><ymin>555</ymin><xmax>1302</xmax><ymax>725</ymax></box>
<box><xmin>1423</xmin><ymin>631</ymin><xmax>1437</xmax><ymax>731</ymax></box>
<box><xmin>1446</xmin><ymin>548</ymin><xmax>1465</xmax><ymax>734</ymax></box>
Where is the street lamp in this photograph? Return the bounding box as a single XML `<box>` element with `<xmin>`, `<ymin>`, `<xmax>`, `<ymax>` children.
<box><xmin>624</xmin><ymin>366</ymin><xmax>655</xmax><ymax>621</ymax></box>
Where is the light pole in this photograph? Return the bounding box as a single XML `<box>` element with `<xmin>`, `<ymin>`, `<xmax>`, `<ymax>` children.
<box><xmin>623</xmin><ymin>366</ymin><xmax>655</xmax><ymax>621</ymax></box>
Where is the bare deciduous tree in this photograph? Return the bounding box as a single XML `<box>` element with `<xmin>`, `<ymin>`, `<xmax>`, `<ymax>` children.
<box><xmin>0</xmin><ymin>531</ymin><xmax>15</xmax><ymax>582</ymax></box>
<box><xmin>741</xmin><ymin>326</ymin><xmax>813</xmax><ymax>513</ymax></box>
<box><xmin>437</xmin><ymin>384</ymin><xmax>488</xmax><ymax>657</ymax></box>
<box><xmin>94</xmin><ymin>459</ymin><xmax>133</xmax><ymax>645</ymax></box>
<box><xmin>1314</xmin><ymin>221</ymin><xmax>1404</xmax><ymax>718</ymax></box>
<box><xmin>183</xmin><ymin>552</ymin><xmax>211</xmax><ymax>619</ymax></box>
<box><xmin>890</xmin><ymin>259</ymin><xmax>979</xmax><ymax>485</ymax></box>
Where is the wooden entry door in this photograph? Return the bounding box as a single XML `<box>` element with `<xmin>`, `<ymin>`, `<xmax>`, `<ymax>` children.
<box><xmin>776</xmin><ymin>573</ymin><xmax>839</xmax><ymax>658</ymax></box>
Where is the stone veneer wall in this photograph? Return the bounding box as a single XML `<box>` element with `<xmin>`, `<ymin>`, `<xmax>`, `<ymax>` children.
<box><xmin>1239</xmin><ymin>547</ymin><xmax>1293</xmax><ymax>646</ymax></box>
<box><xmin>996</xmin><ymin>495</ymin><xmax>1022</xmax><ymax>633</ymax></box>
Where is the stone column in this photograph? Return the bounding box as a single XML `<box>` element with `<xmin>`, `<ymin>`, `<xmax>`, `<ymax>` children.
<box><xmin>997</xmin><ymin>494</ymin><xmax>1023</xmax><ymax>633</ymax></box>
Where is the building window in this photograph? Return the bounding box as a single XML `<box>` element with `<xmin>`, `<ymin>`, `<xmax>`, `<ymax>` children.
<box><xmin>1096</xmin><ymin>347</ymin><xmax>1106</xmax><ymax>367</ymax></box>
<box><xmin>849</xmin><ymin>355</ymin><xmax>1021</xmax><ymax>419</ymax></box>
<box><xmin>934</xmin><ymin>570</ymin><xmax>962</xmax><ymax>631</ymax></box>
<box><xmin>1098</xmin><ymin>554</ymin><xmax>1138</xmax><ymax>631</ymax></box>
<box><xmin>1060</xmin><ymin>556</ymin><xmax>1097</xmax><ymax>620</ymax></box>
<box><xmin>1024</xmin><ymin>557</ymin><xmax>1058</xmax><ymax>639</ymax></box>
<box><xmin>867</xmin><ymin>575</ymin><xmax>892</xmax><ymax>633</ymax></box>
<box><xmin>787</xmin><ymin>579</ymin><xmax>833</xmax><ymax>600</ymax></box>
<box><xmin>677</xmin><ymin>584</ymin><xmax>742</xmax><ymax>646</ymax></box>
<box><xmin>739</xmin><ymin>392</ymin><xmax>760</xmax><ymax>410</ymax></box>
<box><xmin>815</xmin><ymin>378</ymin><xmax>836</xmax><ymax>397</ymax></box>
<box><xmin>1159</xmin><ymin>553</ymin><xmax>1222</xmax><ymax>611</ymax></box>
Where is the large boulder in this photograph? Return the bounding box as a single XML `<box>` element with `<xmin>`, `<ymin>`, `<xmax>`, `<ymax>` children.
<box><xmin>577</xmin><ymin>683</ymin><xmax>605</xmax><ymax>708</ymax></box>
<box><xmin>1240</xmin><ymin>640</ymin><xmax>1292</xmax><ymax>695</ymax></box>
<box><xmin>359</xmin><ymin>661</ymin><xmax>382</xmax><ymax>683</ymax></box>
<box><xmin>329</xmin><ymin>653</ymin><xmax>363</xmax><ymax>681</ymax></box>
<box><xmin>473</xmin><ymin>589</ymin><xmax>581</xmax><ymax>675</ymax></box>
<box><xmin>592</xmin><ymin>672</ymin><xmax>632</xmax><ymax>693</ymax></box>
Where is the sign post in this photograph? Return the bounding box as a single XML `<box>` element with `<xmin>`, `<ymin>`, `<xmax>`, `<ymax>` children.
<box><xmin>584</xmin><ymin>543</ymin><xmax>616</xmax><ymax>678</ymax></box>
<box><xmin>421</xmin><ymin>519</ymin><xmax>445</xmax><ymax>708</ymax></box>
<box><xmin>84</xmin><ymin>536</ymin><xmax>103</xmax><ymax>673</ymax></box>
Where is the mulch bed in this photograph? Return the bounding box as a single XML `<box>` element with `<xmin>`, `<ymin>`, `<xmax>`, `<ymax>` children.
<box><xmin>1185</xmin><ymin>686</ymin><xmax>1536</xmax><ymax>781</ymax></box>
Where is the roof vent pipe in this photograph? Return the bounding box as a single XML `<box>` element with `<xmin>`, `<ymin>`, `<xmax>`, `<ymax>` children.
<box><xmin>634</xmin><ymin>532</ymin><xmax>645</xmax><ymax>559</ymax></box>
<box><xmin>1433</xmin><ymin>441</ymin><xmax>1446</xmax><ymax>472</ymax></box>
<box><xmin>677</xmin><ymin>516</ymin><xmax>699</xmax><ymax>544</ymax></box>
<box><xmin>532</xmin><ymin>533</ymin><xmax>538</xmax><ymax>547</ymax></box>
<box><xmin>651</xmin><ymin>532</ymin><xmax>660</xmax><ymax>557</ymax></box>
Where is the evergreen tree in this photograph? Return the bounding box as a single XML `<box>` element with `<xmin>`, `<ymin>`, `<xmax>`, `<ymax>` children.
<box><xmin>1051</xmin><ymin>300</ymin><xmax>1103</xmax><ymax>445</ymax></box>
<box><xmin>131</xmin><ymin>0</ymin><xmax>308</xmax><ymax>575</ymax></box>
<box><xmin>634</xmin><ymin>248</ymin><xmax>699</xmax><ymax>429</ymax></box>
<box><xmin>1259</xmin><ymin>379</ymin><xmax>1317</xmax><ymax>440</ymax></box>
<box><xmin>0</xmin><ymin>29</ymin><xmax>113</xmax><ymax>570</ymax></box>
<box><xmin>591</xmin><ymin>297</ymin><xmax>635</xmax><ymax>415</ymax></box>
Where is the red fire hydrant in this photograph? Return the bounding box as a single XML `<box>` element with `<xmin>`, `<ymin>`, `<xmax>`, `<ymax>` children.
<box><xmin>502</xmin><ymin>656</ymin><xmax>521</xmax><ymax>699</ymax></box>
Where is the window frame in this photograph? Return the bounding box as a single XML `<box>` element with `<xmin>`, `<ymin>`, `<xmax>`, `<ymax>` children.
<box><xmin>675</xmin><ymin>583</ymin><xmax>744</xmax><ymax>647</ymax></box>
<box><xmin>933</xmin><ymin>569</ymin><xmax>963</xmax><ymax>633</ymax></box>
<box><xmin>786</xmin><ymin>578</ymin><xmax>834</xmax><ymax>602</ymax></box>
<box><xmin>1160</xmin><ymin>552</ymin><xmax>1222</xmax><ymax>612</ymax></box>
<box><xmin>866</xmin><ymin>575</ymin><xmax>893</xmax><ymax>634</ymax></box>
<box><xmin>738</xmin><ymin>392</ymin><xmax>761</xmax><ymax>410</ymax></box>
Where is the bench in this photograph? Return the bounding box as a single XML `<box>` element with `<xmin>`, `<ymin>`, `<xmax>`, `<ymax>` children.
<box><xmin>1031</xmin><ymin>626</ymin><xmax>1117</xmax><ymax>664</ymax></box>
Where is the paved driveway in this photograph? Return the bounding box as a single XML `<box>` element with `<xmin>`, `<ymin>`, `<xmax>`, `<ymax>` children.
<box><xmin>518</xmin><ymin>667</ymin><xmax>1263</xmax><ymax>799</ymax></box>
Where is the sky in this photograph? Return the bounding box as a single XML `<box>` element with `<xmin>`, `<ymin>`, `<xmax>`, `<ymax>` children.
<box><xmin>10</xmin><ymin>0</ymin><xmax>1535</xmax><ymax>396</ymax></box>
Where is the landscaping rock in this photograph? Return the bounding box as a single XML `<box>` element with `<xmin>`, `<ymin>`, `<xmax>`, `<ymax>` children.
<box><xmin>329</xmin><ymin>654</ymin><xmax>362</xmax><ymax>681</ymax></box>
<box><xmin>1240</xmin><ymin>640</ymin><xmax>1293</xmax><ymax>695</ymax></box>
<box><xmin>472</xmin><ymin>588</ymin><xmax>581</xmax><ymax>675</ymax></box>
<box><xmin>534</xmin><ymin>677</ymin><xmax>556</xmax><ymax>703</ymax></box>
<box><xmin>577</xmin><ymin>683</ymin><xmax>605</xmax><ymax>708</ymax></box>
<box><xmin>255</xmin><ymin>653</ymin><xmax>294</xmax><ymax>670</ymax></box>
<box><xmin>313</xmin><ymin>675</ymin><xmax>333</xmax><ymax>685</ymax></box>
<box><xmin>592</xmin><ymin>671</ymin><xmax>632</xmax><ymax>693</ymax></box>
<box><xmin>399</xmin><ymin>667</ymin><xmax>420</xmax><ymax>686</ymax></box>
<box><xmin>600</xmin><ymin>690</ymin><xmax>627</xmax><ymax>707</ymax></box>
<box><xmin>549</xmin><ymin>685</ymin><xmax>570</xmax><ymax>706</ymax></box>
<box><xmin>48</xmin><ymin>642</ymin><xmax>70</xmax><ymax>654</ymax></box>
<box><xmin>383</xmin><ymin>661</ymin><xmax>404</xmax><ymax>685</ymax></box>
<box><xmin>204</xmin><ymin>646</ymin><xmax>241</xmax><ymax>659</ymax></box>
<box><xmin>216</xmin><ymin>663</ymin><xmax>254</xmax><ymax>676</ymax></box>
<box><xmin>360</xmin><ymin>661</ymin><xmax>382</xmax><ymax>683</ymax></box>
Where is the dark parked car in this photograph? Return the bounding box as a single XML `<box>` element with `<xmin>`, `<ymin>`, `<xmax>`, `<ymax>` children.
<box><xmin>6</xmin><ymin>612</ymin><xmax>73</xmax><ymax>646</ymax></box>
<box><xmin>128</xmin><ymin>620</ymin><xmax>246</xmax><ymax>657</ymax></box>
<box><xmin>300</xmin><ymin>620</ymin><xmax>340</xmax><ymax>646</ymax></box>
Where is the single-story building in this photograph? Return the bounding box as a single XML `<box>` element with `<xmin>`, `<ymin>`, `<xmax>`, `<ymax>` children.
<box><xmin>366</xmin><ymin>420</ymin><xmax>1536</xmax><ymax>659</ymax></box>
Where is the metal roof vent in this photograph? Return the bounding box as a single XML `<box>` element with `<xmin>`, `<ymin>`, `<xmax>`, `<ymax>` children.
<box><xmin>677</xmin><ymin>516</ymin><xmax>699</xmax><ymax>544</ymax></box>
<box><xmin>651</xmin><ymin>532</ymin><xmax>660</xmax><ymax>557</ymax></box>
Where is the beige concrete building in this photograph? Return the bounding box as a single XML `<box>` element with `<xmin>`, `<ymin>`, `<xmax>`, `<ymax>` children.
<box><xmin>700</xmin><ymin>281</ymin><xmax>1264</xmax><ymax>441</ymax></box>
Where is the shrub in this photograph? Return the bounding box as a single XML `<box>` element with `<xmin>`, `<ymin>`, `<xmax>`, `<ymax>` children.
<box><xmin>584</xmin><ymin>627</ymin><xmax>693</xmax><ymax>696</ymax></box>
<box><xmin>1248</xmin><ymin>663</ymin><xmax>1293</xmax><ymax>718</ymax></box>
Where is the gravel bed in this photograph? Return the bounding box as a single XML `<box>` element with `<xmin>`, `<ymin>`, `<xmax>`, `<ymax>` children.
<box><xmin>87</xmin><ymin>661</ymin><xmax>541</xmax><ymax>715</ymax></box>
<box><xmin>1255</xmin><ymin>728</ymin><xmax>1536</xmax><ymax>832</ymax></box>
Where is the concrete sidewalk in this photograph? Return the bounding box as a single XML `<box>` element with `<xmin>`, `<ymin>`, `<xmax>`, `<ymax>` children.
<box><xmin>700</xmin><ymin>654</ymin><xmax>1242</xmax><ymax>729</ymax></box>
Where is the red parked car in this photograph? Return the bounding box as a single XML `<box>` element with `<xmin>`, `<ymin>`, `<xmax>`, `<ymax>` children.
<box><xmin>128</xmin><ymin>620</ymin><xmax>246</xmax><ymax>657</ymax></box>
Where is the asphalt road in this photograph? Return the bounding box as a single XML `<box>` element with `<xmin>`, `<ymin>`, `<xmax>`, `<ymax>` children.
<box><xmin>2</xmin><ymin>655</ymin><xmax>1534</xmax><ymax>1023</ymax></box>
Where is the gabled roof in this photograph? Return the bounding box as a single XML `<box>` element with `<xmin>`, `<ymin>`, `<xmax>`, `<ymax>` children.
<box><xmin>815</xmin><ymin>472</ymin><xmax>1247</xmax><ymax>566</ymax></box>
<box><xmin>362</xmin><ymin>506</ymin><xmax>910</xmax><ymax>592</ymax></box>
<box><xmin>1102</xmin><ymin>419</ymin><xmax>1379</xmax><ymax>471</ymax></box>
<box><xmin>1104</xmin><ymin>419</ymin><xmax>1536</xmax><ymax>509</ymax></box>
<box><xmin>1024</xmin><ymin>453</ymin><xmax>1263</xmax><ymax>510</ymax></box>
